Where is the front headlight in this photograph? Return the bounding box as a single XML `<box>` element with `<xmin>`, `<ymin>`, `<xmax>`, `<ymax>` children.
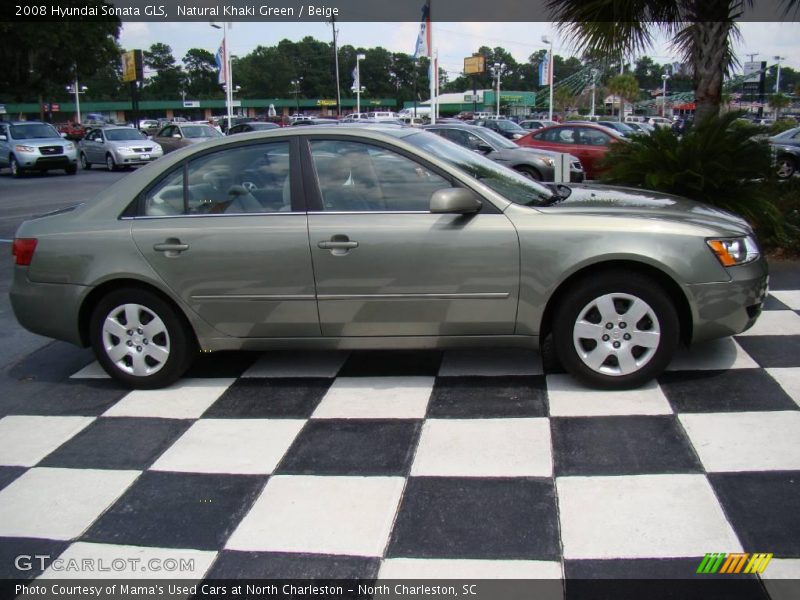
<box><xmin>117</xmin><ymin>146</ymin><xmax>132</xmax><ymax>152</ymax></box>
<box><xmin>706</xmin><ymin>236</ymin><xmax>760</xmax><ymax>267</ymax></box>
<box><xmin>15</xmin><ymin>145</ymin><xmax>36</xmax><ymax>153</ymax></box>
<box><xmin>64</xmin><ymin>142</ymin><xmax>75</xmax><ymax>151</ymax></box>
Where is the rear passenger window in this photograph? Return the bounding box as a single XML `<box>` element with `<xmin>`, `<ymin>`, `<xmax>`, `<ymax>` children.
<box><xmin>141</xmin><ymin>142</ymin><xmax>293</xmax><ymax>216</ymax></box>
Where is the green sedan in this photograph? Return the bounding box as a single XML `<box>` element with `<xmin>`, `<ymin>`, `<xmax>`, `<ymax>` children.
<box><xmin>10</xmin><ymin>126</ymin><xmax>768</xmax><ymax>389</ymax></box>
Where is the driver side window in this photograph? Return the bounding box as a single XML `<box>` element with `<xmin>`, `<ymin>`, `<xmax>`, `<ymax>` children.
<box><xmin>141</xmin><ymin>142</ymin><xmax>293</xmax><ymax>217</ymax></box>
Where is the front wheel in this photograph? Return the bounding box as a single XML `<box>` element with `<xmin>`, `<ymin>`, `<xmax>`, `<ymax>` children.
<box><xmin>80</xmin><ymin>153</ymin><xmax>91</xmax><ymax>170</ymax></box>
<box><xmin>106</xmin><ymin>153</ymin><xmax>116</xmax><ymax>172</ymax></box>
<box><xmin>776</xmin><ymin>156</ymin><xmax>796</xmax><ymax>180</ymax></box>
<box><xmin>552</xmin><ymin>272</ymin><xmax>679</xmax><ymax>389</ymax></box>
<box><xmin>10</xmin><ymin>156</ymin><xmax>23</xmax><ymax>178</ymax></box>
<box><xmin>89</xmin><ymin>288</ymin><xmax>196</xmax><ymax>389</ymax></box>
<box><xmin>515</xmin><ymin>165</ymin><xmax>543</xmax><ymax>181</ymax></box>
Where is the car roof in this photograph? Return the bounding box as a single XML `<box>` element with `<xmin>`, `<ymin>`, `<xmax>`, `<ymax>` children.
<box><xmin>422</xmin><ymin>123</ymin><xmax>486</xmax><ymax>132</ymax></box>
<box><xmin>7</xmin><ymin>120</ymin><xmax>49</xmax><ymax>125</ymax></box>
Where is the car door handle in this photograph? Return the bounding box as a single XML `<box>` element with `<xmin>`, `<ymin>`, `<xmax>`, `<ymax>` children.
<box><xmin>318</xmin><ymin>240</ymin><xmax>358</xmax><ymax>250</ymax></box>
<box><xmin>153</xmin><ymin>240</ymin><xmax>189</xmax><ymax>253</ymax></box>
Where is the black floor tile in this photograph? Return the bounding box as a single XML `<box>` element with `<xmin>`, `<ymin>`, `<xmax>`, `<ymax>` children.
<box><xmin>0</xmin><ymin>467</ymin><xmax>26</xmax><ymax>493</ymax></box>
<box><xmin>83</xmin><ymin>472</ymin><xmax>267</xmax><ymax>550</ymax></box>
<box><xmin>709</xmin><ymin>471</ymin><xmax>800</xmax><ymax>557</ymax></box>
<box><xmin>3</xmin><ymin>380</ymin><xmax>129</xmax><ymax>417</ymax></box>
<box><xmin>735</xmin><ymin>336</ymin><xmax>800</xmax><ymax>368</ymax></box>
<box><xmin>551</xmin><ymin>416</ymin><xmax>702</xmax><ymax>476</ymax></box>
<box><xmin>338</xmin><ymin>351</ymin><xmax>442</xmax><ymax>377</ymax></box>
<box><xmin>207</xmin><ymin>550</ymin><xmax>380</xmax><ymax>579</ymax></box>
<box><xmin>763</xmin><ymin>295</ymin><xmax>790</xmax><ymax>311</ymax></box>
<box><xmin>39</xmin><ymin>417</ymin><xmax>191</xmax><ymax>470</ymax></box>
<box><xmin>659</xmin><ymin>370</ymin><xmax>797</xmax><ymax>412</ymax></box>
<box><xmin>387</xmin><ymin>477</ymin><xmax>560</xmax><ymax>560</ymax></box>
<box><xmin>428</xmin><ymin>376</ymin><xmax>548</xmax><ymax>418</ymax></box>
<box><xmin>184</xmin><ymin>351</ymin><xmax>256</xmax><ymax>378</ymax></box>
<box><xmin>0</xmin><ymin>537</ymin><xmax>70</xmax><ymax>579</ymax></box>
<box><xmin>277</xmin><ymin>420</ymin><xmax>421</xmax><ymax>476</ymax></box>
<box><xmin>202</xmin><ymin>379</ymin><xmax>331</xmax><ymax>418</ymax></box>
<box><xmin>766</xmin><ymin>259</ymin><xmax>800</xmax><ymax>290</ymax></box>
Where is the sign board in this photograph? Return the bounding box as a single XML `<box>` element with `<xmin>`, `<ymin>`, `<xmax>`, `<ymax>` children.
<box><xmin>231</xmin><ymin>100</ymin><xmax>242</xmax><ymax>107</ymax></box>
<box><xmin>743</xmin><ymin>61</ymin><xmax>762</xmax><ymax>84</ymax></box>
<box><xmin>121</xmin><ymin>50</ymin><xmax>144</xmax><ymax>83</ymax></box>
<box><xmin>464</xmin><ymin>55</ymin><xmax>485</xmax><ymax>75</ymax></box>
<box><xmin>183</xmin><ymin>100</ymin><xmax>200</xmax><ymax>108</ymax></box>
<box><xmin>316</xmin><ymin>99</ymin><xmax>337</xmax><ymax>106</ymax></box>
<box><xmin>268</xmin><ymin>104</ymin><xmax>276</xmax><ymax>117</ymax></box>
<box><xmin>0</xmin><ymin>104</ymin><xmax>6</xmax><ymax>114</ymax></box>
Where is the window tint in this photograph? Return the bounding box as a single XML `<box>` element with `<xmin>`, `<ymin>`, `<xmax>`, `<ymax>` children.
<box><xmin>579</xmin><ymin>128</ymin><xmax>612</xmax><ymax>146</ymax></box>
<box><xmin>142</xmin><ymin>142</ymin><xmax>293</xmax><ymax>217</ymax></box>
<box><xmin>538</xmin><ymin>127</ymin><xmax>577</xmax><ymax>144</ymax></box>
<box><xmin>310</xmin><ymin>140</ymin><xmax>450</xmax><ymax>212</ymax></box>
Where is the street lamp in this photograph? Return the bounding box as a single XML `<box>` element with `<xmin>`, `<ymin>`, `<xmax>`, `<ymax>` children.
<box><xmin>210</xmin><ymin>22</ymin><xmax>233</xmax><ymax>131</ymax></box>
<box><xmin>541</xmin><ymin>35</ymin><xmax>554</xmax><ymax>121</ymax></box>
<box><xmin>774</xmin><ymin>56</ymin><xmax>786</xmax><ymax>93</ymax></box>
<box><xmin>490</xmin><ymin>62</ymin><xmax>506</xmax><ymax>116</ymax></box>
<box><xmin>661</xmin><ymin>73</ymin><xmax>671</xmax><ymax>117</ymax></box>
<box><xmin>590</xmin><ymin>68</ymin><xmax>598</xmax><ymax>118</ymax></box>
<box><xmin>65</xmin><ymin>80</ymin><xmax>88</xmax><ymax>124</ymax></box>
<box><xmin>354</xmin><ymin>53</ymin><xmax>366</xmax><ymax>114</ymax></box>
<box><xmin>291</xmin><ymin>78</ymin><xmax>303</xmax><ymax>114</ymax></box>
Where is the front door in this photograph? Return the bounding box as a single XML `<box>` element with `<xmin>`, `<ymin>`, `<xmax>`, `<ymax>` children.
<box><xmin>131</xmin><ymin>139</ymin><xmax>319</xmax><ymax>338</ymax></box>
<box><xmin>304</xmin><ymin>138</ymin><xmax>520</xmax><ymax>337</ymax></box>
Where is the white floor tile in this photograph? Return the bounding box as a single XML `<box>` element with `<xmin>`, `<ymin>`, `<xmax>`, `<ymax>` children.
<box><xmin>103</xmin><ymin>379</ymin><xmax>234</xmax><ymax>419</ymax></box>
<box><xmin>666</xmin><ymin>339</ymin><xmax>758</xmax><ymax>371</ymax></box>
<box><xmin>379</xmin><ymin>558</ymin><xmax>563</xmax><ymax>579</ymax></box>
<box><xmin>242</xmin><ymin>351</ymin><xmax>349</xmax><ymax>378</ymax></box>
<box><xmin>226</xmin><ymin>475</ymin><xmax>405</xmax><ymax>556</ymax></box>
<box><xmin>312</xmin><ymin>377</ymin><xmax>433</xmax><ymax>419</ymax></box>
<box><xmin>411</xmin><ymin>418</ymin><xmax>552</xmax><ymax>477</ymax></box>
<box><xmin>557</xmin><ymin>474</ymin><xmax>742</xmax><ymax>559</ymax></box>
<box><xmin>737</xmin><ymin>311</ymin><xmax>800</xmax><ymax>336</ymax></box>
<box><xmin>760</xmin><ymin>559</ymin><xmax>800</xmax><ymax>600</ymax></box>
<box><xmin>69</xmin><ymin>361</ymin><xmax>110</xmax><ymax>379</ymax></box>
<box><xmin>767</xmin><ymin>368</ymin><xmax>800</xmax><ymax>407</ymax></box>
<box><xmin>679</xmin><ymin>411</ymin><xmax>800</xmax><ymax>472</ymax></box>
<box><xmin>0</xmin><ymin>416</ymin><xmax>94</xmax><ymax>467</ymax></box>
<box><xmin>546</xmin><ymin>375</ymin><xmax>672</xmax><ymax>417</ymax></box>
<box><xmin>770</xmin><ymin>291</ymin><xmax>800</xmax><ymax>310</ymax></box>
<box><xmin>151</xmin><ymin>419</ymin><xmax>305</xmax><ymax>474</ymax></box>
<box><xmin>0</xmin><ymin>468</ymin><xmax>139</xmax><ymax>540</ymax></box>
<box><xmin>439</xmin><ymin>349</ymin><xmax>543</xmax><ymax>377</ymax></box>
<box><xmin>38</xmin><ymin>542</ymin><xmax>217</xmax><ymax>579</ymax></box>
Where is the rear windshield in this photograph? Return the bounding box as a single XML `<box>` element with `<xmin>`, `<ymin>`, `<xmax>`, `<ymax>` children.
<box><xmin>182</xmin><ymin>125</ymin><xmax>222</xmax><ymax>139</ymax></box>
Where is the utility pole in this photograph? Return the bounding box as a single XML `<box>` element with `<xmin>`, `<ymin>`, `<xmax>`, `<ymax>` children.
<box><xmin>774</xmin><ymin>56</ymin><xmax>786</xmax><ymax>93</ymax></box>
<box><xmin>329</xmin><ymin>17</ymin><xmax>341</xmax><ymax>117</ymax></box>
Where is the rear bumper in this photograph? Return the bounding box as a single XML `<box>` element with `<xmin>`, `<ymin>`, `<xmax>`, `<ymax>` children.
<box><xmin>10</xmin><ymin>268</ymin><xmax>85</xmax><ymax>346</ymax></box>
<box><xmin>686</xmin><ymin>258</ymin><xmax>769</xmax><ymax>343</ymax></box>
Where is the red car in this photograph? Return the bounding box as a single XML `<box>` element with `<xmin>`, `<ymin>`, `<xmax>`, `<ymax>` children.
<box><xmin>516</xmin><ymin>123</ymin><xmax>626</xmax><ymax>180</ymax></box>
<box><xmin>56</xmin><ymin>122</ymin><xmax>86</xmax><ymax>141</ymax></box>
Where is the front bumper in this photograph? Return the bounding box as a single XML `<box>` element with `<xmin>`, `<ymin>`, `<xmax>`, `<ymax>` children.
<box><xmin>114</xmin><ymin>150</ymin><xmax>163</xmax><ymax>165</ymax></box>
<box><xmin>10</xmin><ymin>268</ymin><xmax>86</xmax><ymax>346</ymax></box>
<box><xmin>16</xmin><ymin>150</ymin><xmax>78</xmax><ymax>170</ymax></box>
<box><xmin>686</xmin><ymin>258</ymin><xmax>769</xmax><ymax>343</ymax></box>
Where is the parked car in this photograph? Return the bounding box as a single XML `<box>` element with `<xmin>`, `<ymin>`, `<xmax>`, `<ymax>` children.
<box><xmin>769</xmin><ymin>126</ymin><xmax>800</xmax><ymax>179</ymax></box>
<box><xmin>291</xmin><ymin>118</ymin><xmax>340</xmax><ymax>126</ymax></box>
<box><xmin>139</xmin><ymin>119</ymin><xmax>161</xmax><ymax>137</ymax></box>
<box><xmin>424</xmin><ymin>122</ymin><xmax>584</xmax><ymax>182</ymax></box>
<box><xmin>151</xmin><ymin>123</ymin><xmax>223</xmax><ymax>154</ymax></box>
<box><xmin>0</xmin><ymin>120</ymin><xmax>78</xmax><ymax>176</ymax></box>
<box><xmin>57</xmin><ymin>121</ymin><xmax>86</xmax><ymax>141</ymax></box>
<box><xmin>648</xmin><ymin>116</ymin><xmax>673</xmax><ymax>129</ymax></box>
<box><xmin>595</xmin><ymin>121</ymin><xmax>639</xmax><ymax>137</ymax></box>
<box><xmin>227</xmin><ymin>122</ymin><xmax>281</xmax><ymax>135</ymax></box>
<box><xmin>625</xmin><ymin>122</ymin><xmax>654</xmax><ymax>136</ymax></box>
<box><xmin>79</xmin><ymin>126</ymin><xmax>164</xmax><ymax>171</ymax></box>
<box><xmin>519</xmin><ymin>119</ymin><xmax>557</xmax><ymax>131</ymax></box>
<box><xmin>474</xmin><ymin>118</ymin><xmax>528</xmax><ymax>140</ymax></box>
<box><xmin>10</xmin><ymin>126</ymin><xmax>767</xmax><ymax>391</ymax></box>
<box><xmin>516</xmin><ymin>123</ymin><xmax>627</xmax><ymax>180</ymax></box>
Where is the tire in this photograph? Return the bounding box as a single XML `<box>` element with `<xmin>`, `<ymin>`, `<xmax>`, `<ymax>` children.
<box><xmin>89</xmin><ymin>287</ymin><xmax>196</xmax><ymax>389</ymax></box>
<box><xmin>65</xmin><ymin>164</ymin><xmax>77</xmax><ymax>175</ymax></box>
<box><xmin>105</xmin><ymin>153</ymin><xmax>116</xmax><ymax>172</ymax></box>
<box><xmin>776</xmin><ymin>155</ymin><xmax>796</xmax><ymax>180</ymax></box>
<box><xmin>552</xmin><ymin>272</ymin><xmax>680</xmax><ymax>389</ymax></box>
<box><xmin>10</xmin><ymin>156</ymin><xmax>23</xmax><ymax>178</ymax></box>
<box><xmin>515</xmin><ymin>165</ymin><xmax>543</xmax><ymax>181</ymax></box>
<box><xmin>80</xmin><ymin>153</ymin><xmax>91</xmax><ymax>170</ymax></box>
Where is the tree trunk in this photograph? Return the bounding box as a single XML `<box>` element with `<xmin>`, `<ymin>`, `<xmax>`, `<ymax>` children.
<box><xmin>686</xmin><ymin>20</ymin><xmax>733</xmax><ymax>124</ymax></box>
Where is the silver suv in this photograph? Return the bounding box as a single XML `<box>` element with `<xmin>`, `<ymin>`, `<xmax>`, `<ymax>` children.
<box><xmin>0</xmin><ymin>121</ymin><xmax>78</xmax><ymax>177</ymax></box>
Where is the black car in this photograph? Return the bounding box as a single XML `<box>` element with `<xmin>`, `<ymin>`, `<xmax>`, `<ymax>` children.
<box><xmin>473</xmin><ymin>118</ymin><xmax>528</xmax><ymax>140</ymax></box>
<box><xmin>424</xmin><ymin>122</ymin><xmax>584</xmax><ymax>183</ymax></box>
<box><xmin>227</xmin><ymin>122</ymin><xmax>281</xmax><ymax>135</ymax></box>
<box><xmin>770</xmin><ymin>126</ymin><xmax>800</xmax><ymax>179</ymax></box>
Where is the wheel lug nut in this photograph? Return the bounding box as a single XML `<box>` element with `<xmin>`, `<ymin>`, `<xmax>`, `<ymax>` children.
<box><xmin>136</xmin><ymin>346</ymin><xmax>142</xmax><ymax>352</ymax></box>
<box><xmin>126</xmin><ymin>340</ymin><xmax>133</xmax><ymax>347</ymax></box>
<box><xmin>619</xmin><ymin>322</ymin><xmax>627</xmax><ymax>329</ymax></box>
<box><xmin>143</xmin><ymin>339</ymin><xmax>149</xmax><ymax>345</ymax></box>
<box><xmin>126</xmin><ymin>330</ymin><xmax>133</xmax><ymax>336</ymax></box>
<box><xmin>602</xmin><ymin>334</ymin><xmax>610</xmax><ymax>341</ymax></box>
<box><xmin>623</xmin><ymin>333</ymin><xmax>631</xmax><ymax>340</ymax></box>
<box><xmin>137</xmin><ymin>328</ymin><xmax>143</xmax><ymax>334</ymax></box>
<box><xmin>613</xmin><ymin>341</ymin><xmax>621</xmax><ymax>349</ymax></box>
<box><xmin>605</xmin><ymin>323</ymin><xmax>613</xmax><ymax>329</ymax></box>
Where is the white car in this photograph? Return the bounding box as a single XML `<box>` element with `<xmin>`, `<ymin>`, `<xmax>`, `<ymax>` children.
<box><xmin>648</xmin><ymin>116</ymin><xmax>673</xmax><ymax>128</ymax></box>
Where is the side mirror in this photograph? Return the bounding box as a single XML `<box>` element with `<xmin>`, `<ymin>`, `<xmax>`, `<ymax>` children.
<box><xmin>474</xmin><ymin>143</ymin><xmax>493</xmax><ymax>154</ymax></box>
<box><xmin>172</xmin><ymin>133</ymin><xmax>182</xmax><ymax>138</ymax></box>
<box><xmin>60</xmin><ymin>132</ymin><xmax>68</xmax><ymax>138</ymax></box>
<box><xmin>0</xmin><ymin>134</ymin><xmax>6</xmax><ymax>141</ymax></box>
<box><xmin>430</xmin><ymin>188</ymin><xmax>482</xmax><ymax>214</ymax></box>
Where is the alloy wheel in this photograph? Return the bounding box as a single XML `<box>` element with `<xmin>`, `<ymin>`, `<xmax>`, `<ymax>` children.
<box><xmin>101</xmin><ymin>303</ymin><xmax>171</xmax><ymax>377</ymax></box>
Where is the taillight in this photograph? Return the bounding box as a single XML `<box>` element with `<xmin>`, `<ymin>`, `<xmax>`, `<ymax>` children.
<box><xmin>12</xmin><ymin>238</ymin><xmax>37</xmax><ymax>266</ymax></box>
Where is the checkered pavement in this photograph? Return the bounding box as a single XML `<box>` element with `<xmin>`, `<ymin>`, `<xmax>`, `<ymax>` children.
<box><xmin>0</xmin><ymin>290</ymin><xmax>799</xmax><ymax>597</ymax></box>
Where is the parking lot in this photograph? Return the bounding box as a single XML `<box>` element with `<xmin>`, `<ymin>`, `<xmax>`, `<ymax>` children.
<box><xmin>0</xmin><ymin>169</ymin><xmax>799</xmax><ymax>597</ymax></box>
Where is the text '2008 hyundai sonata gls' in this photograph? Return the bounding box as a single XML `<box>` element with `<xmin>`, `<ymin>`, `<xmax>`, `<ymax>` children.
<box><xmin>10</xmin><ymin>126</ymin><xmax>767</xmax><ymax>389</ymax></box>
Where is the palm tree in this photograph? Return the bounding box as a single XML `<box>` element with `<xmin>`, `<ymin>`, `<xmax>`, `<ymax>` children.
<box><xmin>607</xmin><ymin>73</ymin><xmax>640</xmax><ymax>120</ymax></box>
<box><xmin>546</xmin><ymin>0</ymin><xmax>799</xmax><ymax>123</ymax></box>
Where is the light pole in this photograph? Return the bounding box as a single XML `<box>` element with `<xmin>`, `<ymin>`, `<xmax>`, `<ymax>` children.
<box><xmin>774</xmin><ymin>56</ymin><xmax>786</xmax><ymax>93</ymax></box>
<box><xmin>329</xmin><ymin>17</ymin><xmax>341</xmax><ymax>116</ymax></box>
<box><xmin>291</xmin><ymin>78</ymin><xmax>303</xmax><ymax>114</ymax></box>
<box><xmin>590</xmin><ymin>68</ymin><xmax>598</xmax><ymax>118</ymax></box>
<box><xmin>661</xmin><ymin>73</ymin><xmax>670</xmax><ymax>117</ymax></box>
<box><xmin>490</xmin><ymin>62</ymin><xmax>506</xmax><ymax>116</ymax></box>
<box><xmin>66</xmin><ymin>80</ymin><xmax>87</xmax><ymax>124</ymax></box>
<box><xmin>210</xmin><ymin>22</ymin><xmax>233</xmax><ymax>131</ymax></box>
<box><xmin>355</xmin><ymin>53</ymin><xmax>366</xmax><ymax>114</ymax></box>
<box><xmin>542</xmin><ymin>35</ymin><xmax>554</xmax><ymax>121</ymax></box>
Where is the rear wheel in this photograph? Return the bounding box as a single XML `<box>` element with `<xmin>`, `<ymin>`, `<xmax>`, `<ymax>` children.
<box><xmin>89</xmin><ymin>288</ymin><xmax>196</xmax><ymax>389</ymax></box>
<box><xmin>552</xmin><ymin>272</ymin><xmax>679</xmax><ymax>389</ymax></box>
<box><xmin>776</xmin><ymin>156</ymin><xmax>796</xmax><ymax>179</ymax></box>
<box><xmin>80</xmin><ymin>153</ymin><xmax>91</xmax><ymax>170</ymax></box>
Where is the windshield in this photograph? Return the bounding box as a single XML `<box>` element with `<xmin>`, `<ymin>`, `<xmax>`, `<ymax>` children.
<box><xmin>773</xmin><ymin>127</ymin><xmax>800</xmax><ymax>141</ymax></box>
<box><xmin>106</xmin><ymin>128</ymin><xmax>146</xmax><ymax>141</ymax></box>
<box><xmin>182</xmin><ymin>125</ymin><xmax>222</xmax><ymax>139</ymax></box>
<box><xmin>405</xmin><ymin>131</ymin><xmax>553</xmax><ymax>206</ymax></box>
<box><xmin>10</xmin><ymin>123</ymin><xmax>60</xmax><ymax>139</ymax></box>
<box><xmin>474</xmin><ymin>127</ymin><xmax>517</xmax><ymax>149</ymax></box>
<box><xmin>495</xmin><ymin>120</ymin><xmax>525</xmax><ymax>132</ymax></box>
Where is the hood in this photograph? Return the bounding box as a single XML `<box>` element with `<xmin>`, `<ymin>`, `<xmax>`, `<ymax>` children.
<box><xmin>550</xmin><ymin>183</ymin><xmax>752</xmax><ymax>235</ymax></box>
<box><xmin>499</xmin><ymin>146</ymin><xmax>581</xmax><ymax>164</ymax></box>
<box><xmin>18</xmin><ymin>137</ymin><xmax>70</xmax><ymax>147</ymax></box>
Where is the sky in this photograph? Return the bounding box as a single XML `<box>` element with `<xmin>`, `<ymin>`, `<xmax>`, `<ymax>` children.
<box><xmin>120</xmin><ymin>20</ymin><xmax>800</xmax><ymax>82</ymax></box>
